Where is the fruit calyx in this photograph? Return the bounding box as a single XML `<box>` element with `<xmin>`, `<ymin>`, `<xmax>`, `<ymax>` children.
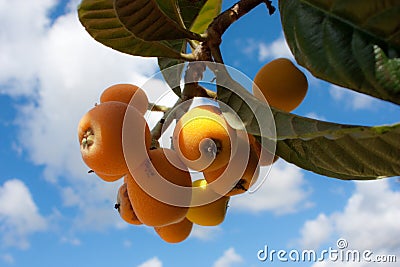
<box><xmin>234</xmin><ymin>179</ymin><xmax>247</xmax><ymax>191</ymax></box>
<box><xmin>200</xmin><ymin>138</ymin><xmax>222</xmax><ymax>158</ymax></box>
<box><xmin>81</xmin><ymin>129</ymin><xmax>94</xmax><ymax>149</ymax></box>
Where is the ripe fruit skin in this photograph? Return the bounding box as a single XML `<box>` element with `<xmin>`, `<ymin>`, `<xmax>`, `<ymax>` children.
<box><xmin>126</xmin><ymin>148</ymin><xmax>192</xmax><ymax>227</ymax></box>
<box><xmin>203</xmin><ymin>134</ymin><xmax>260</xmax><ymax>196</ymax></box>
<box><xmin>78</xmin><ymin>101</ymin><xmax>129</xmax><ymax>176</ymax></box>
<box><xmin>100</xmin><ymin>84</ymin><xmax>148</xmax><ymax>115</ymax></box>
<box><xmin>173</xmin><ymin>106</ymin><xmax>237</xmax><ymax>172</ymax></box>
<box><xmin>154</xmin><ymin>218</ymin><xmax>193</xmax><ymax>243</ymax></box>
<box><xmin>247</xmin><ymin>133</ymin><xmax>279</xmax><ymax>166</ymax></box>
<box><xmin>78</xmin><ymin>101</ymin><xmax>151</xmax><ymax>177</ymax></box>
<box><xmin>253</xmin><ymin>58</ymin><xmax>308</xmax><ymax>112</ymax></box>
<box><xmin>116</xmin><ymin>183</ymin><xmax>142</xmax><ymax>225</ymax></box>
<box><xmin>95</xmin><ymin>172</ymin><xmax>124</xmax><ymax>182</ymax></box>
<box><xmin>186</xmin><ymin>179</ymin><xmax>230</xmax><ymax>226</ymax></box>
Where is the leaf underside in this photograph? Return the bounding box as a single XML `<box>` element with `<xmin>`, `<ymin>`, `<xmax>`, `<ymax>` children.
<box><xmin>157</xmin><ymin>0</ymin><xmax>222</xmax><ymax>97</ymax></box>
<box><xmin>279</xmin><ymin>0</ymin><xmax>400</xmax><ymax>105</ymax></box>
<box><xmin>114</xmin><ymin>0</ymin><xmax>200</xmax><ymax>41</ymax></box>
<box><xmin>189</xmin><ymin>0</ymin><xmax>223</xmax><ymax>35</ymax></box>
<box><xmin>216</xmin><ymin>71</ymin><xmax>400</xmax><ymax>180</ymax></box>
<box><xmin>178</xmin><ymin>0</ymin><xmax>209</xmax><ymax>30</ymax></box>
<box><xmin>78</xmin><ymin>0</ymin><xmax>184</xmax><ymax>58</ymax></box>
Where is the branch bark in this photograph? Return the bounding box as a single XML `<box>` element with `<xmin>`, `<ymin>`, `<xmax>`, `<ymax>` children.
<box><xmin>205</xmin><ymin>0</ymin><xmax>275</xmax><ymax>63</ymax></box>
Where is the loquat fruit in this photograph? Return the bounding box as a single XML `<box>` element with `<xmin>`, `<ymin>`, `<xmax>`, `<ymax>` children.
<box><xmin>100</xmin><ymin>83</ymin><xmax>148</xmax><ymax>115</ymax></box>
<box><xmin>126</xmin><ymin>148</ymin><xmax>192</xmax><ymax>227</ymax></box>
<box><xmin>154</xmin><ymin>217</ymin><xmax>193</xmax><ymax>243</ymax></box>
<box><xmin>252</xmin><ymin>58</ymin><xmax>308</xmax><ymax>112</ymax></box>
<box><xmin>173</xmin><ymin>106</ymin><xmax>237</xmax><ymax>172</ymax></box>
<box><xmin>203</xmin><ymin>132</ymin><xmax>260</xmax><ymax>196</ymax></box>
<box><xmin>115</xmin><ymin>183</ymin><xmax>142</xmax><ymax>225</ymax></box>
<box><xmin>247</xmin><ymin>133</ymin><xmax>279</xmax><ymax>166</ymax></box>
<box><xmin>78</xmin><ymin>101</ymin><xmax>151</xmax><ymax>178</ymax></box>
<box><xmin>186</xmin><ymin>179</ymin><xmax>230</xmax><ymax>226</ymax></box>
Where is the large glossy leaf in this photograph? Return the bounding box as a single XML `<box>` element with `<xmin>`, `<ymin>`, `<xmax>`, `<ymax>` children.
<box><xmin>276</xmin><ymin>123</ymin><xmax>400</xmax><ymax>180</ymax></box>
<box><xmin>178</xmin><ymin>0</ymin><xmax>208</xmax><ymax>29</ymax></box>
<box><xmin>114</xmin><ymin>0</ymin><xmax>203</xmax><ymax>41</ymax></box>
<box><xmin>157</xmin><ymin>0</ymin><xmax>222</xmax><ymax>97</ymax></box>
<box><xmin>190</xmin><ymin>0</ymin><xmax>222</xmax><ymax>34</ymax></box>
<box><xmin>78</xmin><ymin>0</ymin><xmax>183</xmax><ymax>58</ymax></box>
<box><xmin>216</xmin><ymin>69</ymin><xmax>400</xmax><ymax>180</ymax></box>
<box><xmin>279</xmin><ymin>0</ymin><xmax>400</xmax><ymax>105</ymax></box>
<box><xmin>154</xmin><ymin>0</ymin><xmax>183</xmax><ymax>25</ymax></box>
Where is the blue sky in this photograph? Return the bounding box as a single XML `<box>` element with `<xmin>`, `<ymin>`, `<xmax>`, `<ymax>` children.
<box><xmin>1</xmin><ymin>0</ymin><xmax>400</xmax><ymax>266</ymax></box>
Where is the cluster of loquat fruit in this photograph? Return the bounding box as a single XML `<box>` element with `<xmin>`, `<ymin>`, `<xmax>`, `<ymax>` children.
<box><xmin>77</xmin><ymin>58</ymin><xmax>308</xmax><ymax>243</ymax></box>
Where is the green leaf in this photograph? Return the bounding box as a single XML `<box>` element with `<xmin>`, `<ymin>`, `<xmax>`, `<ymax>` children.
<box><xmin>279</xmin><ymin>0</ymin><xmax>400</xmax><ymax>105</ymax></box>
<box><xmin>189</xmin><ymin>0</ymin><xmax>222</xmax><ymax>34</ymax></box>
<box><xmin>276</xmin><ymin>123</ymin><xmax>400</xmax><ymax>180</ymax></box>
<box><xmin>374</xmin><ymin>45</ymin><xmax>400</xmax><ymax>91</ymax></box>
<box><xmin>216</xmin><ymin>69</ymin><xmax>400</xmax><ymax>180</ymax></box>
<box><xmin>78</xmin><ymin>0</ymin><xmax>184</xmax><ymax>58</ymax></box>
<box><xmin>178</xmin><ymin>0</ymin><xmax>208</xmax><ymax>29</ymax></box>
<box><xmin>158</xmin><ymin>40</ymin><xmax>187</xmax><ymax>97</ymax></box>
<box><xmin>154</xmin><ymin>0</ymin><xmax>183</xmax><ymax>25</ymax></box>
<box><xmin>114</xmin><ymin>0</ymin><xmax>203</xmax><ymax>41</ymax></box>
<box><xmin>157</xmin><ymin>0</ymin><xmax>222</xmax><ymax>97</ymax></box>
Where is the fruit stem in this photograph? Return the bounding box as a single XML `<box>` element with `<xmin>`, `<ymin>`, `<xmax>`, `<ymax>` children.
<box><xmin>151</xmin><ymin>59</ymin><xmax>219</xmax><ymax>144</ymax></box>
<box><xmin>182</xmin><ymin>62</ymin><xmax>210</xmax><ymax>101</ymax></box>
<box><xmin>148</xmin><ymin>103</ymin><xmax>170</xmax><ymax>113</ymax></box>
<box><xmin>150</xmin><ymin>98</ymin><xmax>184</xmax><ymax>142</ymax></box>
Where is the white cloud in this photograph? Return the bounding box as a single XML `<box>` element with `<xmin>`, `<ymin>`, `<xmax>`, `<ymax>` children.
<box><xmin>0</xmin><ymin>179</ymin><xmax>47</xmax><ymax>249</ymax></box>
<box><xmin>15</xmin><ymin>11</ymin><xmax>157</xmax><ymax>182</ymax></box>
<box><xmin>123</xmin><ymin>239</ymin><xmax>132</xmax><ymax>248</ymax></box>
<box><xmin>329</xmin><ymin>85</ymin><xmax>379</xmax><ymax>110</ymax></box>
<box><xmin>237</xmin><ymin>35</ymin><xmax>293</xmax><ymax>63</ymax></box>
<box><xmin>305</xmin><ymin>112</ymin><xmax>327</xmax><ymax>121</ymax></box>
<box><xmin>213</xmin><ymin>247</ymin><xmax>244</xmax><ymax>267</ymax></box>
<box><xmin>137</xmin><ymin>257</ymin><xmax>163</xmax><ymax>267</ymax></box>
<box><xmin>230</xmin><ymin>160</ymin><xmax>312</xmax><ymax>215</ymax></box>
<box><xmin>298</xmin><ymin>214</ymin><xmax>333</xmax><ymax>250</ymax></box>
<box><xmin>0</xmin><ymin>0</ymin><xmax>169</xmax><ymax>232</ymax></box>
<box><xmin>258</xmin><ymin>35</ymin><xmax>293</xmax><ymax>62</ymax></box>
<box><xmin>296</xmin><ymin>180</ymin><xmax>400</xmax><ymax>266</ymax></box>
<box><xmin>191</xmin><ymin>224</ymin><xmax>222</xmax><ymax>241</ymax></box>
<box><xmin>63</xmin><ymin>179</ymin><xmax>123</xmax><ymax>231</ymax></box>
<box><xmin>0</xmin><ymin>0</ymin><xmax>57</xmax><ymax>97</ymax></box>
<box><xmin>0</xmin><ymin>253</ymin><xmax>15</xmax><ymax>265</ymax></box>
<box><xmin>60</xmin><ymin>236</ymin><xmax>81</xmax><ymax>246</ymax></box>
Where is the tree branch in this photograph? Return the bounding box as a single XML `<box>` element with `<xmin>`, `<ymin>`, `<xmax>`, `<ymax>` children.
<box><xmin>205</xmin><ymin>0</ymin><xmax>275</xmax><ymax>63</ymax></box>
